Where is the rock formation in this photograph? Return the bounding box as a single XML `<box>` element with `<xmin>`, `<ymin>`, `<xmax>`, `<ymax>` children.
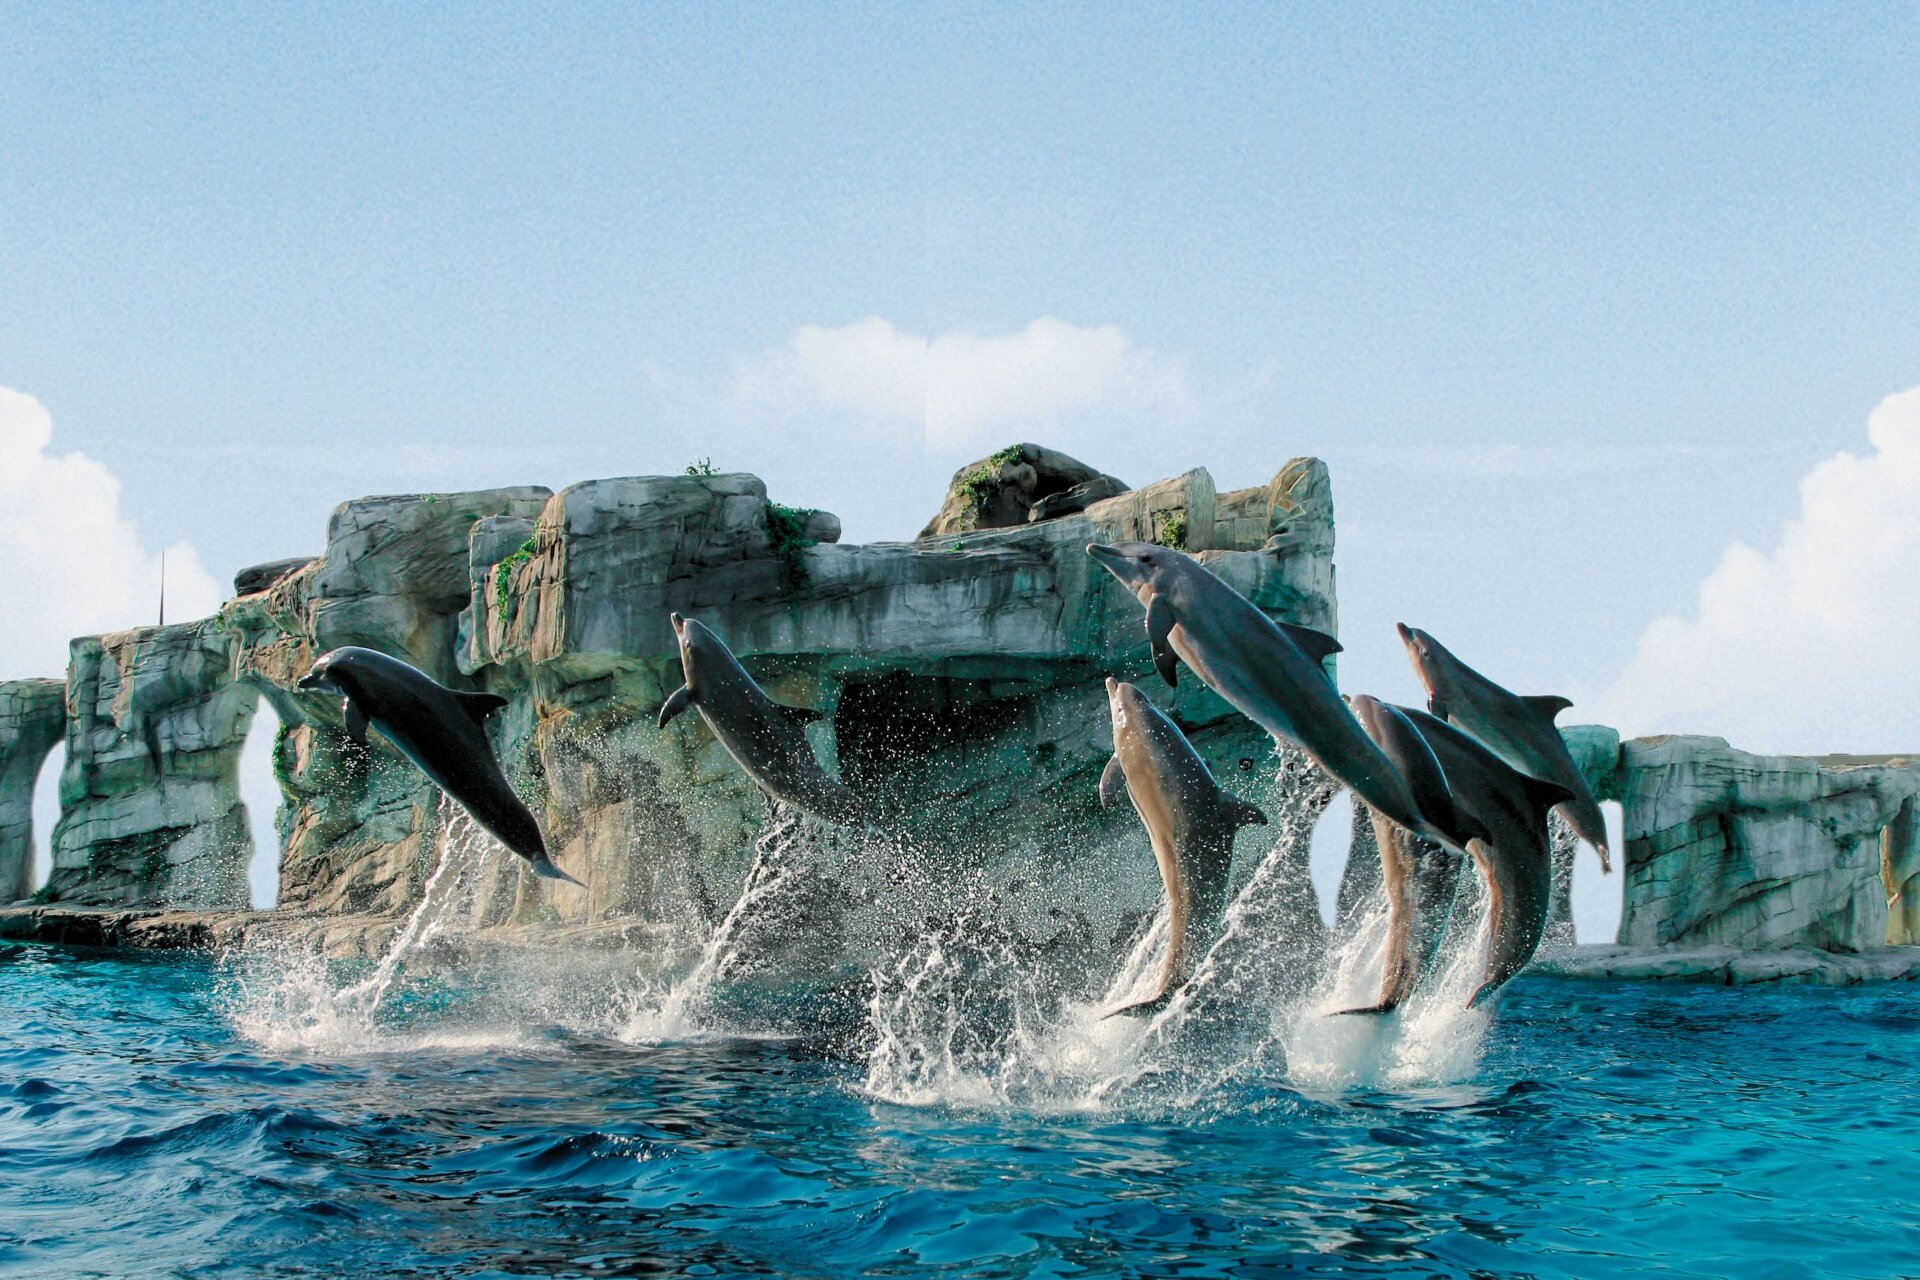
<box><xmin>1</xmin><ymin>459</ymin><xmax>1338</xmax><ymax>960</ymax></box>
<box><xmin>5</xmin><ymin>447</ymin><xmax>1920</xmax><ymax>987</ymax></box>
<box><xmin>919</xmin><ymin>444</ymin><xmax>1130</xmax><ymax>537</ymax></box>
<box><xmin>0</xmin><ymin>679</ymin><xmax>66</xmax><ymax>901</ymax></box>
<box><xmin>47</xmin><ymin>621</ymin><xmax>262</xmax><ymax>906</ymax></box>
<box><xmin>1570</xmin><ymin>734</ymin><xmax>1920</xmax><ymax>954</ymax></box>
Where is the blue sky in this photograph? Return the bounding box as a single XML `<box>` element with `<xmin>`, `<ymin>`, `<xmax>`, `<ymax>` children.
<box><xmin>6</xmin><ymin>7</ymin><xmax>1920</xmax><ymax>914</ymax></box>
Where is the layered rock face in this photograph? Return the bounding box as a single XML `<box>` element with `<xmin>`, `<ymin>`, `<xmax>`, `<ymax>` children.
<box><xmin>47</xmin><ymin>622</ymin><xmax>262</xmax><ymax>907</ymax></box>
<box><xmin>9</xmin><ymin>443</ymin><xmax>1918</xmax><ymax>981</ymax></box>
<box><xmin>1574</xmin><ymin>735</ymin><xmax>1920</xmax><ymax>953</ymax></box>
<box><xmin>0</xmin><ymin>679</ymin><xmax>67</xmax><ymax>901</ymax></box>
<box><xmin>6</xmin><ymin>460</ymin><xmax>1331</xmax><ymax>945</ymax></box>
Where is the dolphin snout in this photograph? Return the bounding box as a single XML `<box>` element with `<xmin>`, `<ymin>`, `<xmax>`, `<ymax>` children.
<box><xmin>1104</xmin><ymin>676</ymin><xmax>1120</xmax><ymax>697</ymax></box>
<box><xmin>1086</xmin><ymin>542</ymin><xmax>1122</xmax><ymax>567</ymax></box>
<box><xmin>1395</xmin><ymin>622</ymin><xmax>1428</xmax><ymax>655</ymax></box>
<box><xmin>295</xmin><ymin>670</ymin><xmax>326</xmax><ymax>691</ymax></box>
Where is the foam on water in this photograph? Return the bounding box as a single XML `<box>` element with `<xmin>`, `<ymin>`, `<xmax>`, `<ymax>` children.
<box><xmin>222</xmin><ymin>797</ymin><xmax>630</xmax><ymax>1056</ymax></box>
<box><xmin>221</xmin><ymin>762</ymin><xmax>1502</xmax><ymax>1119</ymax></box>
<box><xmin>861</xmin><ymin>823</ymin><xmax>1502</xmax><ymax>1112</ymax></box>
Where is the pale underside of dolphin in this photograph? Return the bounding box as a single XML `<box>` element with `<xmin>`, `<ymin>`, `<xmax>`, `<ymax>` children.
<box><xmin>1335</xmin><ymin>695</ymin><xmax>1487</xmax><ymax>1015</ymax></box>
<box><xmin>295</xmin><ymin>646</ymin><xmax>580</xmax><ymax>884</ymax></box>
<box><xmin>1098</xmin><ymin>678</ymin><xmax>1267</xmax><ymax>1018</ymax></box>
<box><xmin>1395</xmin><ymin>704</ymin><xmax>1574</xmax><ymax>1008</ymax></box>
<box><xmin>657</xmin><ymin>613</ymin><xmax>871</xmax><ymax>828</ymax></box>
<box><xmin>1085</xmin><ymin>541</ymin><xmax>1440</xmax><ymax>845</ymax></box>
<box><xmin>1398</xmin><ymin>623</ymin><xmax>1611</xmax><ymax>873</ymax></box>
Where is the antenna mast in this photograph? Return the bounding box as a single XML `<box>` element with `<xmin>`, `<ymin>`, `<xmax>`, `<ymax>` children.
<box><xmin>158</xmin><ymin>549</ymin><xmax>166</xmax><ymax>627</ymax></box>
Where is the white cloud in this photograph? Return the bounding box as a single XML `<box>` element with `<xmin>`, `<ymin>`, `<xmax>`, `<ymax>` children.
<box><xmin>0</xmin><ymin>385</ymin><xmax>222</xmax><ymax>680</ymax></box>
<box><xmin>651</xmin><ymin>316</ymin><xmax>1271</xmax><ymax>450</ymax></box>
<box><xmin>1590</xmin><ymin>386</ymin><xmax>1920</xmax><ymax>754</ymax></box>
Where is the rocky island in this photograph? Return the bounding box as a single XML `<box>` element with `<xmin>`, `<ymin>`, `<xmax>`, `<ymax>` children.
<box><xmin>3</xmin><ymin>448</ymin><xmax>1917</xmax><ymax>986</ymax></box>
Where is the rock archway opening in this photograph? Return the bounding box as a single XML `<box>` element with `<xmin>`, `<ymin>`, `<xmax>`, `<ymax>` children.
<box><xmin>1308</xmin><ymin>789</ymin><xmax>1353</xmax><ymax>928</ymax></box>
<box><xmin>1571</xmin><ymin>799</ymin><xmax>1626</xmax><ymax>945</ymax></box>
<box><xmin>30</xmin><ymin>743</ymin><xmax>64</xmax><ymax>895</ymax></box>
<box><xmin>237</xmin><ymin>696</ymin><xmax>286</xmax><ymax>909</ymax></box>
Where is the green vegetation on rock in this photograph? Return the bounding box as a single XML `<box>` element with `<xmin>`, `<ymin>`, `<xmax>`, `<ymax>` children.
<box><xmin>1153</xmin><ymin>510</ymin><xmax>1189</xmax><ymax>551</ymax></box>
<box><xmin>956</xmin><ymin>445</ymin><xmax>1026</xmax><ymax>530</ymax></box>
<box><xmin>685</xmin><ymin>458</ymin><xmax>718</xmax><ymax>477</ymax></box>
<box><xmin>765</xmin><ymin>502</ymin><xmax>819</xmax><ymax>584</ymax></box>
<box><xmin>493</xmin><ymin>536</ymin><xmax>538</xmax><ymax>616</ymax></box>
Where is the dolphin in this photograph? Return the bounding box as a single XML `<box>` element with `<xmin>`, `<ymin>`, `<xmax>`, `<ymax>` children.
<box><xmin>1085</xmin><ymin>542</ymin><xmax>1438</xmax><ymax>842</ymax></box>
<box><xmin>1335</xmin><ymin>695</ymin><xmax>1489</xmax><ymax>1015</ymax></box>
<box><xmin>658</xmin><ymin>613</ymin><xmax>870</xmax><ymax>827</ymax></box>
<box><xmin>295</xmin><ymin>646</ymin><xmax>578</xmax><ymax>883</ymax></box>
<box><xmin>1397</xmin><ymin>623</ymin><xmax>1611</xmax><ymax>872</ymax></box>
<box><xmin>1098</xmin><ymin>677</ymin><xmax>1268</xmax><ymax>1018</ymax></box>
<box><xmin>1394</xmin><ymin>704</ymin><xmax>1575</xmax><ymax>1008</ymax></box>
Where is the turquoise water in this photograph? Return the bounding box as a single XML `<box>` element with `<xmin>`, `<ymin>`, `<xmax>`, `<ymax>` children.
<box><xmin>4</xmin><ymin>940</ymin><xmax>1917</xmax><ymax>1279</ymax></box>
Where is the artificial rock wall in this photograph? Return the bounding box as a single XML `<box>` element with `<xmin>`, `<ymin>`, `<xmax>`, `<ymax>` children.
<box><xmin>3</xmin><ymin>452</ymin><xmax>1340</xmax><ymax>958</ymax></box>
<box><xmin>5</xmin><ymin>444</ymin><xmax>1919</xmax><ymax>970</ymax></box>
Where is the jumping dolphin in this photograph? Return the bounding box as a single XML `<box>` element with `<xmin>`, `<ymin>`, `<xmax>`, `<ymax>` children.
<box><xmin>1099</xmin><ymin>677</ymin><xmax>1268</xmax><ymax>1018</ymax></box>
<box><xmin>295</xmin><ymin>646</ymin><xmax>578</xmax><ymax>883</ymax></box>
<box><xmin>1335</xmin><ymin>695</ymin><xmax>1489</xmax><ymax>1015</ymax></box>
<box><xmin>1085</xmin><ymin>542</ymin><xmax>1438</xmax><ymax>843</ymax></box>
<box><xmin>658</xmin><ymin>613</ymin><xmax>870</xmax><ymax>827</ymax></box>
<box><xmin>1395</xmin><ymin>704</ymin><xmax>1575</xmax><ymax>1008</ymax></box>
<box><xmin>1397</xmin><ymin>623</ymin><xmax>1611</xmax><ymax>872</ymax></box>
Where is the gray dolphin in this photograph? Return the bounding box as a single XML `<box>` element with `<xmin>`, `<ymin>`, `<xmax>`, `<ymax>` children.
<box><xmin>1336</xmin><ymin>695</ymin><xmax>1489</xmax><ymax>1015</ymax></box>
<box><xmin>1085</xmin><ymin>542</ymin><xmax>1437</xmax><ymax>843</ymax></box>
<box><xmin>1099</xmin><ymin>678</ymin><xmax>1268</xmax><ymax>1018</ymax></box>
<box><xmin>1395</xmin><ymin>704</ymin><xmax>1575</xmax><ymax>1008</ymax></box>
<box><xmin>295</xmin><ymin>646</ymin><xmax>578</xmax><ymax>883</ymax></box>
<box><xmin>658</xmin><ymin>613</ymin><xmax>870</xmax><ymax>827</ymax></box>
<box><xmin>1397</xmin><ymin>623</ymin><xmax>1611</xmax><ymax>872</ymax></box>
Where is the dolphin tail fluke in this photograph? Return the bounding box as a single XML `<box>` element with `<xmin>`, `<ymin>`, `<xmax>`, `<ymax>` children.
<box><xmin>1101</xmin><ymin>990</ymin><xmax>1174</xmax><ymax>1021</ymax></box>
<box><xmin>531</xmin><ymin>858</ymin><xmax>584</xmax><ymax>887</ymax></box>
<box><xmin>1329</xmin><ymin>1001</ymin><xmax>1397</xmax><ymax>1017</ymax></box>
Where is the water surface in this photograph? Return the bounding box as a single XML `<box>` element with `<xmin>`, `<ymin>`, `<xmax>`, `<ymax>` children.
<box><xmin>3</xmin><ymin>941</ymin><xmax>1915</xmax><ymax>1278</ymax></box>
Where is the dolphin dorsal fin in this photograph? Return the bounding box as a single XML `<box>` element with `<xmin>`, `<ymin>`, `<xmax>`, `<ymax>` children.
<box><xmin>1276</xmin><ymin>621</ymin><xmax>1342</xmax><ymax>664</ymax></box>
<box><xmin>456</xmin><ymin>690</ymin><xmax>509</xmax><ymax>725</ymax></box>
<box><xmin>1523</xmin><ymin>694</ymin><xmax>1573</xmax><ymax>722</ymax></box>
<box><xmin>780</xmin><ymin>703</ymin><xmax>825</xmax><ymax>727</ymax></box>
<box><xmin>1222</xmin><ymin>795</ymin><xmax>1268</xmax><ymax>828</ymax></box>
<box><xmin>1521</xmin><ymin>775</ymin><xmax>1577</xmax><ymax>816</ymax></box>
<box><xmin>1099</xmin><ymin>755</ymin><xmax>1128</xmax><ymax>808</ymax></box>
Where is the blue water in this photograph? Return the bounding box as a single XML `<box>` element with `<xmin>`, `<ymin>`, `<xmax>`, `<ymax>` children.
<box><xmin>4</xmin><ymin>941</ymin><xmax>1918</xmax><ymax>1279</ymax></box>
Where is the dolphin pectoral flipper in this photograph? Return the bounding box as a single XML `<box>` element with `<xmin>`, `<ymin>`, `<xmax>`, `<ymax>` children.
<box><xmin>454</xmin><ymin>690</ymin><xmax>509</xmax><ymax>724</ymax></box>
<box><xmin>1522</xmin><ymin>694</ymin><xmax>1573</xmax><ymax>722</ymax></box>
<box><xmin>342</xmin><ymin>697</ymin><xmax>370</xmax><ymax>747</ymax></box>
<box><xmin>1146</xmin><ymin>593</ymin><xmax>1179</xmax><ymax>688</ymax></box>
<box><xmin>1275</xmin><ymin>621</ymin><xmax>1342</xmax><ymax>664</ymax></box>
<box><xmin>779</xmin><ymin>704</ymin><xmax>824</xmax><ymax>727</ymax></box>
<box><xmin>530</xmin><ymin>856</ymin><xmax>584</xmax><ymax>886</ymax></box>
<box><xmin>1098</xmin><ymin>755</ymin><xmax>1128</xmax><ymax>808</ymax></box>
<box><xmin>658</xmin><ymin>684</ymin><xmax>694</xmax><ymax>728</ymax></box>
